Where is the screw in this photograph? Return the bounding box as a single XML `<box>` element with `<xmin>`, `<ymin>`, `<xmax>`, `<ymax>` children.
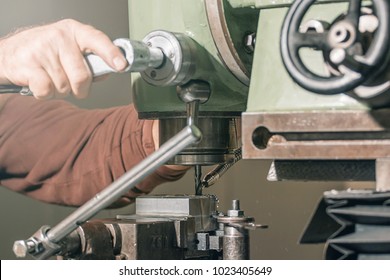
<box><xmin>232</xmin><ymin>200</ymin><xmax>240</xmax><ymax>210</ymax></box>
<box><xmin>227</xmin><ymin>199</ymin><xmax>244</xmax><ymax>217</ymax></box>
<box><xmin>244</xmin><ymin>32</ymin><xmax>256</xmax><ymax>54</ymax></box>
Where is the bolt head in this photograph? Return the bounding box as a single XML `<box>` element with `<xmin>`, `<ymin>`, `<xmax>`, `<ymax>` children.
<box><xmin>227</xmin><ymin>209</ymin><xmax>244</xmax><ymax>217</ymax></box>
<box><xmin>244</xmin><ymin>33</ymin><xmax>256</xmax><ymax>53</ymax></box>
<box><xmin>13</xmin><ymin>240</ymin><xmax>28</xmax><ymax>258</ymax></box>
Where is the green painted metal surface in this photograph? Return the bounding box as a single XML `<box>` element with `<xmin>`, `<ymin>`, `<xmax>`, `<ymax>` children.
<box><xmin>246</xmin><ymin>2</ymin><xmax>368</xmax><ymax>112</ymax></box>
<box><xmin>227</xmin><ymin>0</ymin><xmax>346</xmax><ymax>9</ymax></box>
<box><xmin>222</xmin><ymin>0</ymin><xmax>259</xmax><ymax>75</ymax></box>
<box><xmin>128</xmin><ymin>0</ymin><xmax>251</xmax><ymax>117</ymax></box>
<box><xmin>128</xmin><ymin>0</ymin><xmax>369</xmax><ymax>116</ymax></box>
<box><xmin>228</xmin><ymin>0</ymin><xmax>294</xmax><ymax>9</ymax></box>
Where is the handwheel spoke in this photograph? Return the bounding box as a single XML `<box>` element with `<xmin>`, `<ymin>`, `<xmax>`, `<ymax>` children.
<box><xmin>293</xmin><ymin>31</ymin><xmax>329</xmax><ymax>50</ymax></box>
<box><xmin>345</xmin><ymin>0</ymin><xmax>362</xmax><ymax>27</ymax></box>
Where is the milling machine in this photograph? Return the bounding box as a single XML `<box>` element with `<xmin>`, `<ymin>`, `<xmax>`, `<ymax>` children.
<box><xmin>12</xmin><ymin>0</ymin><xmax>390</xmax><ymax>260</ymax></box>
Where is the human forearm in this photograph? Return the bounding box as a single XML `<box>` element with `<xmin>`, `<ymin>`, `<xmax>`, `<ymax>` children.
<box><xmin>0</xmin><ymin>96</ymin><xmax>187</xmax><ymax>206</ymax></box>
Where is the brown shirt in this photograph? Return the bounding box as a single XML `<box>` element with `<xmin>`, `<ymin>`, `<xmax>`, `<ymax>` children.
<box><xmin>0</xmin><ymin>95</ymin><xmax>186</xmax><ymax>207</ymax></box>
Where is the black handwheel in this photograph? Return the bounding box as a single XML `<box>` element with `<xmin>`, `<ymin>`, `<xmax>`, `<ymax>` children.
<box><xmin>280</xmin><ymin>0</ymin><xmax>390</xmax><ymax>95</ymax></box>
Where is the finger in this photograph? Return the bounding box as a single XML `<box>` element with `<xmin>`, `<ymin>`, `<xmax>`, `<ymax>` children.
<box><xmin>50</xmin><ymin>66</ymin><xmax>72</xmax><ymax>99</ymax></box>
<box><xmin>73</xmin><ymin>23</ymin><xmax>128</xmax><ymax>72</ymax></box>
<box><xmin>40</xmin><ymin>52</ymin><xmax>72</xmax><ymax>98</ymax></box>
<box><xmin>28</xmin><ymin>68</ymin><xmax>55</xmax><ymax>100</ymax></box>
<box><xmin>59</xmin><ymin>43</ymin><xmax>93</xmax><ymax>99</ymax></box>
<box><xmin>0</xmin><ymin>30</ymin><xmax>69</xmax><ymax>99</ymax></box>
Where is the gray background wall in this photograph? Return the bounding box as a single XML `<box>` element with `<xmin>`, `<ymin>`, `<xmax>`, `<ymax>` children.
<box><xmin>0</xmin><ymin>0</ymin><xmax>369</xmax><ymax>260</ymax></box>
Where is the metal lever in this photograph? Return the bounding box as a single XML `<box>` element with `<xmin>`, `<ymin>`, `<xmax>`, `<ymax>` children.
<box><xmin>177</xmin><ymin>80</ymin><xmax>211</xmax><ymax>195</ymax></box>
<box><xmin>13</xmin><ymin>124</ymin><xmax>202</xmax><ymax>259</ymax></box>
<box><xmin>0</xmin><ymin>38</ymin><xmax>164</xmax><ymax>96</ymax></box>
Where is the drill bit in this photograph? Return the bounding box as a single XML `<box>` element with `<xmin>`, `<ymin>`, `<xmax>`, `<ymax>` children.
<box><xmin>195</xmin><ymin>165</ymin><xmax>203</xmax><ymax>195</ymax></box>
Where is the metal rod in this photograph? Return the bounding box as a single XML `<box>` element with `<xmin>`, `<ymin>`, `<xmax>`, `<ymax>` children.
<box><xmin>186</xmin><ymin>100</ymin><xmax>200</xmax><ymax>127</ymax></box>
<box><xmin>46</xmin><ymin>125</ymin><xmax>201</xmax><ymax>243</ymax></box>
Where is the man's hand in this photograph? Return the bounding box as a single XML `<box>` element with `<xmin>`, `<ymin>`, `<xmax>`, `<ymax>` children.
<box><xmin>0</xmin><ymin>19</ymin><xmax>127</xmax><ymax>99</ymax></box>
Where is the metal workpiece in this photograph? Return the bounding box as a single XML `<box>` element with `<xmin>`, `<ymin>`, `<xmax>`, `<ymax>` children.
<box><xmin>135</xmin><ymin>195</ymin><xmax>219</xmax><ymax>234</ymax></box>
<box><xmin>13</xmin><ymin>124</ymin><xmax>202</xmax><ymax>259</ymax></box>
<box><xmin>85</xmin><ymin>38</ymin><xmax>164</xmax><ymax>77</ymax></box>
<box><xmin>141</xmin><ymin>31</ymin><xmax>197</xmax><ymax>87</ymax></box>
<box><xmin>133</xmin><ymin>195</ymin><xmax>219</xmax><ymax>257</ymax></box>
<box><xmin>135</xmin><ymin>195</ymin><xmax>217</xmax><ymax>217</ymax></box>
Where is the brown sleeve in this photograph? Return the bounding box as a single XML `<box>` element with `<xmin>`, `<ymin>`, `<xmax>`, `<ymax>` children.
<box><xmin>0</xmin><ymin>95</ymin><xmax>186</xmax><ymax>207</ymax></box>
